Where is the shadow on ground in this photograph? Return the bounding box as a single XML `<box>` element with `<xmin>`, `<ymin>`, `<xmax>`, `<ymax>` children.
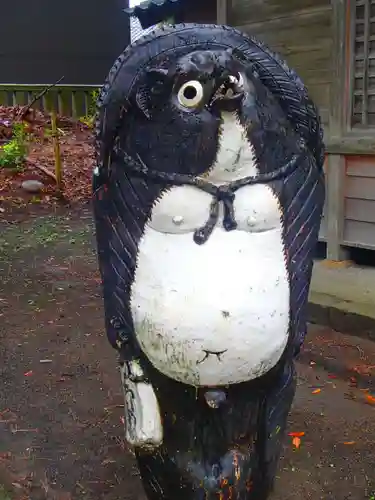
<box><xmin>0</xmin><ymin>210</ymin><xmax>374</xmax><ymax>500</ymax></box>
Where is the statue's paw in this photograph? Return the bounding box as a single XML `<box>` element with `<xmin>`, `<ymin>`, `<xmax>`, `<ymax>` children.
<box><xmin>120</xmin><ymin>360</ymin><xmax>163</xmax><ymax>448</ymax></box>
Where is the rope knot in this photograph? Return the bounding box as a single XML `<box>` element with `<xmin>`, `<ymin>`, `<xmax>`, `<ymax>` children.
<box><xmin>114</xmin><ymin>147</ymin><xmax>305</xmax><ymax>244</ymax></box>
<box><xmin>215</xmin><ymin>185</ymin><xmax>237</xmax><ymax>231</ymax></box>
<box><xmin>216</xmin><ymin>184</ymin><xmax>235</xmax><ymax>202</ymax></box>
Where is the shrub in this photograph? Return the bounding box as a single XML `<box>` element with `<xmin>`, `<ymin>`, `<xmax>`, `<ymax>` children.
<box><xmin>0</xmin><ymin>122</ymin><xmax>28</xmax><ymax>171</ymax></box>
<box><xmin>79</xmin><ymin>89</ymin><xmax>100</xmax><ymax>129</ymax></box>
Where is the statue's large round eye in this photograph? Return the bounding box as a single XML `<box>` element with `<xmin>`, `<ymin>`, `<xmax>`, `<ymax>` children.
<box><xmin>177</xmin><ymin>81</ymin><xmax>204</xmax><ymax>109</ymax></box>
<box><xmin>236</xmin><ymin>72</ymin><xmax>244</xmax><ymax>88</ymax></box>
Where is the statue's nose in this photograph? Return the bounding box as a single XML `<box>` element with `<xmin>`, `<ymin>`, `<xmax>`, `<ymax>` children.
<box><xmin>210</xmin><ymin>88</ymin><xmax>244</xmax><ymax>113</ymax></box>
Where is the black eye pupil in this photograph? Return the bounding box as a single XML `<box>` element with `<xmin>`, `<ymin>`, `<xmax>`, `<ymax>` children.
<box><xmin>183</xmin><ymin>86</ymin><xmax>197</xmax><ymax>100</ymax></box>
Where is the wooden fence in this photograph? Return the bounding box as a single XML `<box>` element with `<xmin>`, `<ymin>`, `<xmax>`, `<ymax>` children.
<box><xmin>0</xmin><ymin>84</ymin><xmax>100</xmax><ymax>118</ymax></box>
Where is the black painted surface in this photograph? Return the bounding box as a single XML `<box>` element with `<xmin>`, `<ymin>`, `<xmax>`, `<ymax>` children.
<box><xmin>133</xmin><ymin>356</ymin><xmax>296</xmax><ymax>500</ymax></box>
<box><xmin>93</xmin><ymin>24</ymin><xmax>325</xmax><ymax>499</ymax></box>
<box><xmin>0</xmin><ymin>0</ymin><xmax>129</xmax><ymax>85</ymax></box>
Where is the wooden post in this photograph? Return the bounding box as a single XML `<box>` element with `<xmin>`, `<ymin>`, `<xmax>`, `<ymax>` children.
<box><xmin>325</xmin><ymin>154</ymin><xmax>349</xmax><ymax>262</ymax></box>
<box><xmin>323</xmin><ymin>0</ymin><xmax>351</xmax><ymax>264</ymax></box>
<box><xmin>51</xmin><ymin>110</ymin><xmax>63</xmax><ymax>193</ymax></box>
<box><xmin>329</xmin><ymin>0</ymin><xmax>347</xmax><ymax>137</ymax></box>
<box><xmin>217</xmin><ymin>0</ymin><xmax>228</xmax><ymax>24</ymax></box>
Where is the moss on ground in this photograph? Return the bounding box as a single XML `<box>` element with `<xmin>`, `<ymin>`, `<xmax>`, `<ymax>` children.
<box><xmin>0</xmin><ymin>486</ymin><xmax>11</xmax><ymax>500</ymax></box>
<box><xmin>0</xmin><ymin>213</ymin><xmax>93</xmax><ymax>260</ymax></box>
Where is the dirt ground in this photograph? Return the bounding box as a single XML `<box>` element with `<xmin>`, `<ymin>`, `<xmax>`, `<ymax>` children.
<box><xmin>0</xmin><ymin>208</ymin><xmax>374</xmax><ymax>500</ymax></box>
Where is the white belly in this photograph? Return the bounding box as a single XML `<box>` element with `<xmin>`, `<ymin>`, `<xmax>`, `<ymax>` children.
<box><xmin>130</xmin><ymin>183</ymin><xmax>290</xmax><ymax>387</ymax></box>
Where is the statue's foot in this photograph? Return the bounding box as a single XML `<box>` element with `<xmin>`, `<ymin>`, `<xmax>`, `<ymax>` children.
<box><xmin>133</xmin><ymin>361</ymin><xmax>296</xmax><ymax>500</ymax></box>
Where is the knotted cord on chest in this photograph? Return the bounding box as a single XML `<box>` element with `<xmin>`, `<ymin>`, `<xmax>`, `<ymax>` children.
<box><xmin>112</xmin><ymin>146</ymin><xmax>307</xmax><ymax>244</ymax></box>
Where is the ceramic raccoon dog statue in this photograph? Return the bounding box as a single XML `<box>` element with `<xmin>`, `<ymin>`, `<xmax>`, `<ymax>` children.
<box><xmin>93</xmin><ymin>23</ymin><xmax>325</xmax><ymax>500</ymax></box>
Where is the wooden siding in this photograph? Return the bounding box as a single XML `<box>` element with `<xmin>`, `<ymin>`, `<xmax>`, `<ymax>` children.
<box><xmin>228</xmin><ymin>0</ymin><xmax>332</xmax><ymax>130</ymax></box>
<box><xmin>319</xmin><ymin>203</ymin><xmax>328</xmax><ymax>241</ymax></box>
<box><xmin>343</xmin><ymin>156</ymin><xmax>375</xmax><ymax>248</ymax></box>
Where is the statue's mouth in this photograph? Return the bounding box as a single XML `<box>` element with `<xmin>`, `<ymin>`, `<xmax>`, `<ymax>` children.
<box><xmin>197</xmin><ymin>349</ymin><xmax>228</xmax><ymax>364</ymax></box>
<box><xmin>208</xmin><ymin>73</ymin><xmax>245</xmax><ymax>113</ymax></box>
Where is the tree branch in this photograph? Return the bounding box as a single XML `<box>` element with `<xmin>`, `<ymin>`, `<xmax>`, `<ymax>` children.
<box><xmin>27</xmin><ymin>160</ymin><xmax>57</xmax><ymax>182</ymax></box>
<box><xmin>17</xmin><ymin>76</ymin><xmax>65</xmax><ymax>120</ymax></box>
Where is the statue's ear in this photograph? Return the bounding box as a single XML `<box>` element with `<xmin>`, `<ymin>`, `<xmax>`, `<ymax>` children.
<box><xmin>135</xmin><ymin>68</ymin><xmax>172</xmax><ymax>119</ymax></box>
<box><xmin>145</xmin><ymin>68</ymin><xmax>169</xmax><ymax>81</ymax></box>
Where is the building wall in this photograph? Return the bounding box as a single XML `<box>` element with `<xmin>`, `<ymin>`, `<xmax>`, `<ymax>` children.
<box><xmin>343</xmin><ymin>156</ymin><xmax>375</xmax><ymax>249</ymax></box>
<box><xmin>338</xmin><ymin>1</ymin><xmax>375</xmax><ymax>251</ymax></box>
<box><xmin>0</xmin><ymin>0</ymin><xmax>130</xmax><ymax>85</ymax></box>
<box><xmin>179</xmin><ymin>0</ymin><xmax>217</xmax><ymax>23</ymax></box>
<box><xmin>227</xmin><ymin>0</ymin><xmax>375</xmax><ymax>255</ymax></box>
<box><xmin>349</xmin><ymin>0</ymin><xmax>375</xmax><ymax>129</ymax></box>
<box><xmin>228</xmin><ymin>0</ymin><xmax>332</xmax><ymax>245</ymax></box>
<box><xmin>228</xmin><ymin>0</ymin><xmax>332</xmax><ymax>131</ymax></box>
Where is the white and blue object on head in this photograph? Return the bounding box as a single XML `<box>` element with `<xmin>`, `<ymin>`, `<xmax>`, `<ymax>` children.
<box><xmin>129</xmin><ymin>0</ymin><xmax>158</xmax><ymax>43</ymax></box>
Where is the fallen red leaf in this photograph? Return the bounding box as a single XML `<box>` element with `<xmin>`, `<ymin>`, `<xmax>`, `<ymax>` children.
<box><xmin>288</xmin><ymin>432</ymin><xmax>305</xmax><ymax>437</ymax></box>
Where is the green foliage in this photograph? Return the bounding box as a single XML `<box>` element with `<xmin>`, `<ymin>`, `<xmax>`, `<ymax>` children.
<box><xmin>158</xmin><ymin>16</ymin><xmax>174</xmax><ymax>26</ymax></box>
<box><xmin>79</xmin><ymin>89</ymin><xmax>100</xmax><ymax>129</ymax></box>
<box><xmin>88</xmin><ymin>89</ymin><xmax>100</xmax><ymax>116</ymax></box>
<box><xmin>0</xmin><ymin>485</ymin><xmax>11</xmax><ymax>500</ymax></box>
<box><xmin>0</xmin><ymin>122</ymin><xmax>28</xmax><ymax>171</ymax></box>
<box><xmin>79</xmin><ymin>115</ymin><xmax>95</xmax><ymax>129</ymax></box>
